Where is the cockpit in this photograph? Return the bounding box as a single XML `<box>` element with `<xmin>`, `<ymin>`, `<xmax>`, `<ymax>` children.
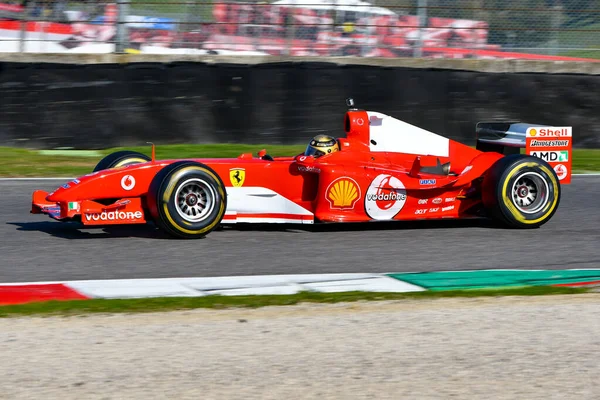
<box><xmin>304</xmin><ymin>134</ymin><xmax>341</xmax><ymax>158</ymax></box>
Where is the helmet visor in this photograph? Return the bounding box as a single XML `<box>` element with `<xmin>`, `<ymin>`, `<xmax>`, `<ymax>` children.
<box><xmin>304</xmin><ymin>145</ymin><xmax>326</xmax><ymax>158</ymax></box>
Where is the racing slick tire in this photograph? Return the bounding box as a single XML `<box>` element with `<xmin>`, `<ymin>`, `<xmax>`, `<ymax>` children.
<box><xmin>482</xmin><ymin>154</ymin><xmax>561</xmax><ymax>229</ymax></box>
<box><xmin>146</xmin><ymin>161</ymin><xmax>227</xmax><ymax>239</ymax></box>
<box><xmin>93</xmin><ymin>151</ymin><xmax>151</xmax><ymax>172</ymax></box>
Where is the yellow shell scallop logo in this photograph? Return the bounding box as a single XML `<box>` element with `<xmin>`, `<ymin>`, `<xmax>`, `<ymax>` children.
<box><xmin>529</xmin><ymin>128</ymin><xmax>537</xmax><ymax>137</ymax></box>
<box><xmin>326</xmin><ymin>178</ymin><xmax>361</xmax><ymax>209</ymax></box>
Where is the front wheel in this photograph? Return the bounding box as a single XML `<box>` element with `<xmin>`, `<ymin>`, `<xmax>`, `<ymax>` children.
<box><xmin>146</xmin><ymin>161</ymin><xmax>227</xmax><ymax>239</ymax></box>
<box><xmin>482</xmin><ymin>154</ymin><xmax>561</xmax><ymax>229</ymax></box>
<box><xmin>93</xmin><ymin>150</ymin><xmax>151</xmax><ymax>172</ymax></box>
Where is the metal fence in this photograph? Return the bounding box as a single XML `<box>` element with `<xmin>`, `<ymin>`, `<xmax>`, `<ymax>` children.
<box><xmin>0</xmin><ymin>0</ymin><xmax>599</xmax><ymax>60</ymax></box>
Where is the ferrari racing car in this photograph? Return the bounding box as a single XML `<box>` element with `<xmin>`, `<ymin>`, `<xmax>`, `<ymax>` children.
<box><xmin>31</xmin><ymin>99</ymin><xmax>569</xmax><ymax>238</ymax></box>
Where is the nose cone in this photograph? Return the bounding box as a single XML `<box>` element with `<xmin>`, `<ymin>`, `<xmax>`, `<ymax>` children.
<box><xmin>45</xmin><ymin>177</ymin><xmax>91</xmax><ymax>202</ymax></box>
<box><xmin>45</xmin><ymin>182</ymin><xmax>73</xmax><ymax>202</ymax></box>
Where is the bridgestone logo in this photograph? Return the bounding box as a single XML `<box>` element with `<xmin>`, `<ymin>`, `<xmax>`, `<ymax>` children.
<box><xmin>367</xmin><ymin>193</ymin><xmax>407</xmax><ymax>201</ymax></box>
<box><xmin>85</xmin><ymin>211</ymin><xmax>143</xmax><ymax>221</ymax></box>
<box><xmin>530</xmin><ymin>139</ymin><xmax>569</xmax><ymax>147</ymax></box>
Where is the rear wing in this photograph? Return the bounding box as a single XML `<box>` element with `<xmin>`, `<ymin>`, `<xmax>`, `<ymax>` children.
<box><xmin>476</xmin><ymin>121</ymin><xmax>573</xmax><ymax>184</ymax></box>
<box><xmin>475</xmin><ymin>122</ymin><xmax>548</xmax><ymax>154</ymax></box>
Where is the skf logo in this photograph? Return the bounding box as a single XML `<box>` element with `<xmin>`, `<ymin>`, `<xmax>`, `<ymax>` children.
<box><xmin>229</xmin><ymin>168</ymin><xmax>246</xmax><ymax>187</ymax></box>
<box><xmin>326</xmin><ymin>177</ymin><xmax>360</xmax><ymax>209</ymax></box>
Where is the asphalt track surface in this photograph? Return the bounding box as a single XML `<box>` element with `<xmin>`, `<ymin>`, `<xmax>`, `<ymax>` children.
<box><xmin>1</xmin><ymin>176</ymin><xmax>599</xmax><ymax>283</ymax></box>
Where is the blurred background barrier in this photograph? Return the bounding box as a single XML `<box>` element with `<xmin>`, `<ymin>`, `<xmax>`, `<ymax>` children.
<box><xmin>0</xmin><ymin>0</ymin><xmax>600</xmax><ymax>61</ymax></box>
<box><xmin>1</xmin><ymin>60</ymin><xmax>599</xmax><ymax>149</ymax></box>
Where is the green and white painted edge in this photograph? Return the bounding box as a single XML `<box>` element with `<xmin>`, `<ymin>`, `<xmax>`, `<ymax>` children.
<box><xmin>387</xmin><ymin>269</ymin><xmax>600</xmax><ymax>291</ymax></box>
<box><xmin>1</xmin><ymin>269</ymin><xmax>600</xmax><ymax>306</ymax></box>
<box><xmin>0</xmin><ymin>274</ymin><xmax>424</xmax><ymax>305</ymax></box>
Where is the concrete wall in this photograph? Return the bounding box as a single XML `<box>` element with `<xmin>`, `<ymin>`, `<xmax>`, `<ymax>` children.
<box><xmin>1</xmin><ymin>54</ymin><xmax>599</xmax><ymax>149</ymax></box>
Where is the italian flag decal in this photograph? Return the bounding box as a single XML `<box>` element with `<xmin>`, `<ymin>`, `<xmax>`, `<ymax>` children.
<box><xmin>68</xmin><ymin>202</ymin><xmax>78</xmax><ymax>211</ymax></box>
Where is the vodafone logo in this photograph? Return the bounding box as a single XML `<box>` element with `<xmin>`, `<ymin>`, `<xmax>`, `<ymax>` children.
<box><xmin>85</xmin><ymin>211</ymin><xmax>143</xmax><ymax>221</ymax></box>
<box><xmin>554</xmin><ymin>164</ymin><xmax>568</xmax><ymax>180</ymax></box>
<box><xmin>121</xmin><ymin>175</ymin><xmax>136</xmax><ymax>191</ymax></box>
<box><xmin>365</xmin><ymin>174</ymin><xmax>407</xmax><ymax>220</ymax></box>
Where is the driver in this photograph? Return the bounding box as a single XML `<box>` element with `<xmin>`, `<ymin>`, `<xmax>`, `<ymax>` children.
<box><xmin>304</xmin><ymin>134</ymin><xmax>340</xmax><ymax>158</ymax></box>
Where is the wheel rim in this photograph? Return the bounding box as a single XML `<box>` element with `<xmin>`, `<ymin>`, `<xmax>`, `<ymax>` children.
<box><xmin>511</xmin><ymin>172</ymin><xmax>549</xmax><ymax>214</ymax></box>
<box><xmin>174</xmin><ymin>178</ymin><xmax>216</xmax><ymax>223</ymax></box>
<box><xmin>113</xmin><ymin>161</ymin><xmax>140</xmax><ymax>168</ymax></box>
<box><xmin>112</xmin><ymin>157</ymin><xmax>148</xmax><ymax>169</ymax></box>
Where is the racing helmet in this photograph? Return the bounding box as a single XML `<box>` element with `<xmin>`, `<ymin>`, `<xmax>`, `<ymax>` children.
<box><xmin>304</xmin><ymin>134</ymin><xmax>340</xmax><ymax>158</ymax></box>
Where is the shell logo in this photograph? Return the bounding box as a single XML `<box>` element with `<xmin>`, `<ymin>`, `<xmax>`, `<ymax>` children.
<box><xmin>326</xmin><ymin>177</ymin><xmax>361</xmax><ymax>209</ymax></box>
<box><xmin>529</xmin><ymin>128</ymin><xmax>537</xmax><ymax>137</ymax></box>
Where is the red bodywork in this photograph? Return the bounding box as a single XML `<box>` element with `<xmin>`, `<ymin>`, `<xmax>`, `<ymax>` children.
<box><xmin>32</xmin><ymin>108</ymin><xmax>510</xmax><ymax>227</ymax></box>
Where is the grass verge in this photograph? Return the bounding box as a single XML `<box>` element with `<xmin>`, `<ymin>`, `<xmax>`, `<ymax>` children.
<box><xmin>0</xmin><ymin>145</ymin><xmax>599</xmax><ymax>177</ymax></box>
<box><xmin>0</xmin><ymin>286</ymin><xmax>590</xmax><ymax>318</ymax></box>
<box><xmin>0</xmin><ymin>144</ymin><xmax>307</xmax><ymax>177</ymax></box>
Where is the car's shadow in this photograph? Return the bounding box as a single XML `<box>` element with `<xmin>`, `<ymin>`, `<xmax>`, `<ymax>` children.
<box><xmin>8</xmin><ymin>221</ymin><xmax>174</xmax><ymax>240</ymax></box>
<box><xmin>8</xmin><ymin>217</ymin><xmax>510</xmax><ymax>240</ymax></box>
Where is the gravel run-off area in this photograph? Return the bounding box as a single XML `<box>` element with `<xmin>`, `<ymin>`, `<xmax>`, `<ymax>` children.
<box><xmin>2</xmin><ymin>294</ymin><xmax>600</xmax><ymax>399</ymax></box>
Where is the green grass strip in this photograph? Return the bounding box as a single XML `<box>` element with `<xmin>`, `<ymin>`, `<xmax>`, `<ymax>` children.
<box><xmin>0</xmin><ymin>286</ymin><xmax>589</xmax><ymax>318</ymax></box>
<box><xmin>0</xmin><ymin>144</ymin><xmax>307</xmax><ymax>177</ymax></box>
<box><xmin>0</xmin><ymin>145</ymin><xmax>598</xmax><ymax>177</ymax></box>
<box><xmin>37</xmin><ymin>150</ymin><xmax>103</xmax><ymax>157</ymax></box>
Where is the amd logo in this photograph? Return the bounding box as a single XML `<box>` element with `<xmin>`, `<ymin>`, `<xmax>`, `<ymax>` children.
<box><xmin>530</xmin><ymin>151</ymin><xmax>569</xmax><ymax>162</ymax></box>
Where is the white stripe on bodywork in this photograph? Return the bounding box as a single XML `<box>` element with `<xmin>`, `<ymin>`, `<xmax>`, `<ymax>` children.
<box><xmin>367</xmin><ymin>111</ymin><xmax>450</xmax><ymax>157</ymax></box>
<box><xmin>225</xmin><ymin>186</ymin><xmax>313</xmax><ymax>216</ymax></box>
<box><xmin>224</xmin><ymin>216</ymin><xmax>314</xmax><ymax>224</ymax></box>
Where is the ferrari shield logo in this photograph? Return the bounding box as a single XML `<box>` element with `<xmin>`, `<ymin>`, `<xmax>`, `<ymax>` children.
<box><xmin>229</xmin><ymin>168</ymin><xmax>246</xmax><ymax>187</ymax></box>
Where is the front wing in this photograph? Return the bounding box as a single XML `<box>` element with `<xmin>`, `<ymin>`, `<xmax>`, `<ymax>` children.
<box><xmin>31</xmin><ymin>190</ymin><xmax>147</xmax><ymax>225</ymax></box>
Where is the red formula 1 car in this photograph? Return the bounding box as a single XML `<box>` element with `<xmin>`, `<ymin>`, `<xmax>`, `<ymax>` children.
<box><xmin>31</xmin><ymin>99</ymin><xmax>569</xmax><ymax>238</ymax></box>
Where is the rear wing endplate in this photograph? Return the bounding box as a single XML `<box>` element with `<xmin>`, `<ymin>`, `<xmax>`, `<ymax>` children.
<box><xmin>476</xmin><ymin>122</ymin><xmax>573</xmax><ymax>184</ymax></box>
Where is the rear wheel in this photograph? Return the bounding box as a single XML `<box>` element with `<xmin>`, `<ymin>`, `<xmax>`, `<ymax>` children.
<box><xmin>146</xmin><ymin>161</ymin><xmax>227</xmax><ymax>239</ymax></box>
<box><xmin>482</xmin><ymin>154</ymin><xmax>561</xmax><ymax>228</ymax></box>
<box><xmin>93</xmin><ymin>151</ymin><xmax>151</xmax><ymax>172</ymax></box>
